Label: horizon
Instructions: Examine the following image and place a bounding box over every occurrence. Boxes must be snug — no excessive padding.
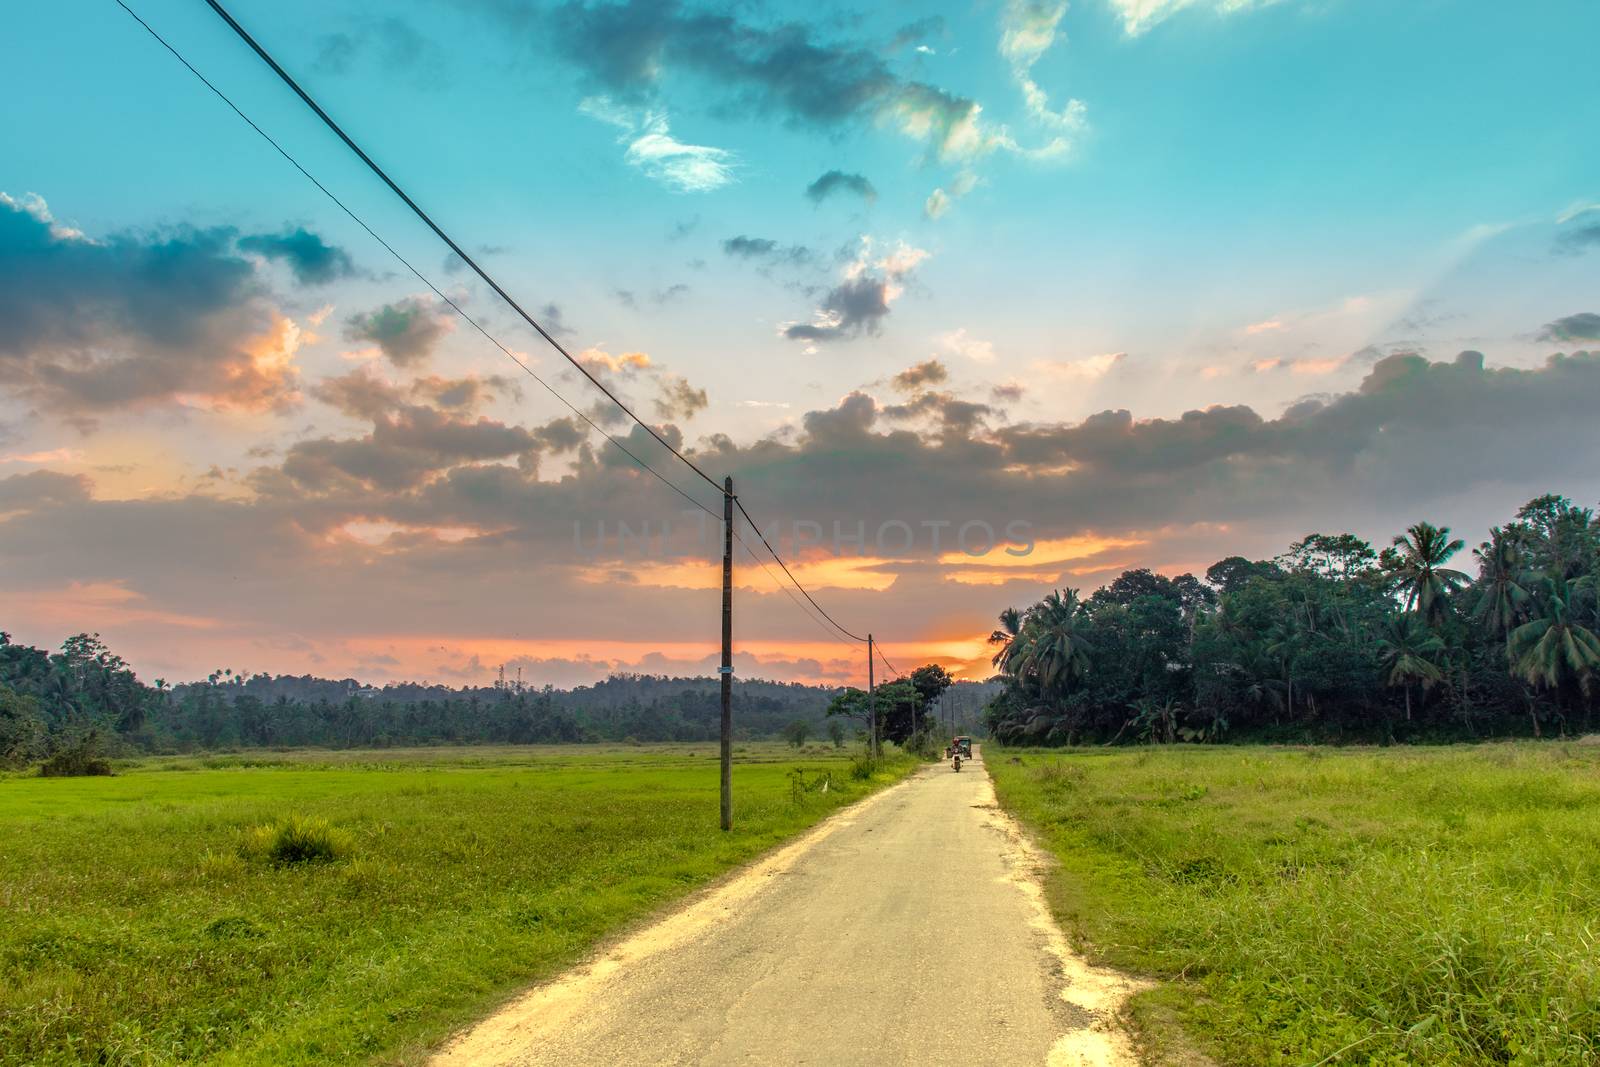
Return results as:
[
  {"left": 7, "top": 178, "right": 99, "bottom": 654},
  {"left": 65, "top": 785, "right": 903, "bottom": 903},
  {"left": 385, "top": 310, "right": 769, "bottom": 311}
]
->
[{"left": 4, "top": 0, "right": 1599, "bottom": 689}]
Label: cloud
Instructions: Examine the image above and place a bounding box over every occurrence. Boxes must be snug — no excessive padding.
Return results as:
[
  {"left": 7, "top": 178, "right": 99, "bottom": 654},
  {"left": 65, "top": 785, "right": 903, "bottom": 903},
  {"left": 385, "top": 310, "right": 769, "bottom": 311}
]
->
[
  {"left": 721, "top": 235, "right": 813, "bottom": 266},
  {"left": 344, "top": 297, "right": 453, "bottom": 367},
  {"left": 577, "top": 347, "right": 652, "bottom": 375},
  {"left": 784, "top": 239, "right": 930, "bottom": 343},
  {"left": 313, "top": 367, "right": 516, "bottom": 421},
  {"left": 805, "top": 170, "right": 878, "bottom": 205},
  {"left": 923, "top": 171, "right": 979, "bottom": 221},
  {"left": 653, "top": 374, "right": 709, "bottom": 420},
  {"left": 532, "top": 0, "right": 1055, "bottom": 165},
  {"left": 939, "top": 328, "right": 996, "bottom": 364},
  {"left": 10, "top": 349, "right": 1600, "bottom": 688},
  {"left": 882, "top": 390, "right": 994, "bottom": 436},
  {"left": 1538, "top": 312, "right": 1600, "bottom": 343},
  {"left": 892, "top": 359, "right": 949, "bottom": 391},
  {"left": 1107, "top": 0, "right": 1284, "bottom": 36},
  {"left": 0, "top": 469, "right": 91, "bottom": 511},
  {"left": 280, "top": 403, "right": 546, "bottom": 493},
  {"left": 997, "top": 0, "right": 1087, "bottom": 145},
  {"left": 579, "top": 97, "right": 737, "bottom": 192},
  {"left": 312, "top": 17, "right": 447, "bottom": 84},
  {"left": 1033, "top": 352, "right": 1127, "bottom": 380},
  {"left": 541, "top": 302, "right": 576, "bottom": 338},
  {"left": 1555, "top": 209, "right": 1600, "bottom": 254},
  {"left": 0, "top": 193, "right": 301, "bottom": 417},
  {"left": 890, "top": 16, "right": 946, "bottom": 51},
  {"left": 238, "top": 227, "right": 356, "bottom": 285}
]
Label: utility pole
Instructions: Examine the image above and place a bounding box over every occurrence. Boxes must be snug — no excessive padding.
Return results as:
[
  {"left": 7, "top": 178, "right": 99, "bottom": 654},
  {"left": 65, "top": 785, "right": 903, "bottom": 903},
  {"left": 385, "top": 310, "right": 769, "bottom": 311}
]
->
[
  {"left": 867, "top": 633, "right": 877, "bottom": 759},
  {"left": 720, "top": 476, "right": 734, "bottom": 831}
]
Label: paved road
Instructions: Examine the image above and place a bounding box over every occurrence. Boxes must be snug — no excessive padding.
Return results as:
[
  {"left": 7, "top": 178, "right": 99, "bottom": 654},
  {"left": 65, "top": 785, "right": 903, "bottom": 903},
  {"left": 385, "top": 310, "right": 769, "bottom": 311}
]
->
[{"left": 434, "top": 751, "right": 1142, "bottom": 1066}]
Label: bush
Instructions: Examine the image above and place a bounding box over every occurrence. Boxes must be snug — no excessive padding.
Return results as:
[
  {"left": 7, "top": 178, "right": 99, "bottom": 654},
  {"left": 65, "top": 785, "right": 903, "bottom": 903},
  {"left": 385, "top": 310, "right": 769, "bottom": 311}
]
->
[
  {"left": 781, "top": 719, "right": 811, "bottom": 748},
  {"left": 37, "top": 732, "right": 113, "bottom": 777},
  {"left": 240, "top": 814, "right": 351, "bottom": 866},
  {"left": 849, "top": 751, "right": 878, "bottom": 780}
]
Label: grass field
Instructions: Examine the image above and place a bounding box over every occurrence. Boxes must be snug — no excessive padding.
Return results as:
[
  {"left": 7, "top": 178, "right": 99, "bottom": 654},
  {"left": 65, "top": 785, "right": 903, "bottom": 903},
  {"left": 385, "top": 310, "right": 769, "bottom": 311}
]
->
[
  {"left": 0, "top": 743, "right": 916, "bottom": 1065},
  {"left": 989, "top": 743, "right": 1600, "bottom": 1066}
]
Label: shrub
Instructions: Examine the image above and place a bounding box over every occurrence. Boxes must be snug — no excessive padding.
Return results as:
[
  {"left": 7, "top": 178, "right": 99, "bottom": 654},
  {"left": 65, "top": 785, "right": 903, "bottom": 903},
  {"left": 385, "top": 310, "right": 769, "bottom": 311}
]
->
[
  {"left": 849, "top": 752, "right": 878, "bottom": 780},
  {"left": 827, "top": 720, "right": 847, "bottom": 748},
  {"left": 240, "top": 814, "right": 351, "bottom": 866},
  {"left": 37, "top": 733, "right": 113, "bottom": 777}
]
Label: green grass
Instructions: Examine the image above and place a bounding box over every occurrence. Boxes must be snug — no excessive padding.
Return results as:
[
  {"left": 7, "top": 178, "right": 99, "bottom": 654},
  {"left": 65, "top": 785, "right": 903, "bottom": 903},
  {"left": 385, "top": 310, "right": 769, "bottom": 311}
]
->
[
  {"left": 988, "top": 743, "right": 1600, "bottom": 1066},
  {"left": 0, "top": 742, "right": 916, "bottom": 1065}
]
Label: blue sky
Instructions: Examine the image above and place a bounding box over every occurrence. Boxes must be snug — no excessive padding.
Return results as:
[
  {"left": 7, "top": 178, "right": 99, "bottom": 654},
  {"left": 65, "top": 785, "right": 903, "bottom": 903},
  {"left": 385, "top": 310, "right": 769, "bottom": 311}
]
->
[{"left": 2, "top": 0, "right": 1598, "bottom": 684}]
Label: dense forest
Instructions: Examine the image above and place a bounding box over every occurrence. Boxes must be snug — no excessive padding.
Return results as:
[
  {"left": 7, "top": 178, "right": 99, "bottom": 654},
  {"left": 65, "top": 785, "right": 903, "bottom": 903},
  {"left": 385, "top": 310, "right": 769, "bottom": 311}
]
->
[
  {"left": 0, "top": 635, "right": 993, "bottom": 768},
  {"left": 983, "top": 493, "right": 1600, "bottom": 744}
]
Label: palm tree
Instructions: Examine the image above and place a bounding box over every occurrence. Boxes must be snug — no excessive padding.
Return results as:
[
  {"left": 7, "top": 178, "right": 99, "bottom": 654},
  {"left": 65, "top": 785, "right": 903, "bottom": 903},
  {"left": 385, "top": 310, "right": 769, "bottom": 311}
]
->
[
  {"left": 1510, "top": 578, "right": 1600, "bottom": 698},
  {"left": 1376, "top": 615, "right": 1445, "bottom": 721},
  {"left": 988, "top": 607, "right": 1025, "bottom": 672},
  {"left": 1388, "top": 522, "right": 1470, "bottom": 626},
  {"left": 1471, "top": 528, "right": 1531, "bottom": 659},
  {"left": 1019, "top": 589, "right": 1093, "bottom": 696}
]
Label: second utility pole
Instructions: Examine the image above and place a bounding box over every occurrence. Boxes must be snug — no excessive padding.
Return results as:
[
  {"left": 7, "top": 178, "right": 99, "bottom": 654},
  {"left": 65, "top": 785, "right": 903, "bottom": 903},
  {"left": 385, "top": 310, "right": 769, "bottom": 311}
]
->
[
  {"left": 720, "top": 476, "right": 734, "bottom": 831},
  {"left": 867, "top": 633, "right": 877, "bottom": 759}
]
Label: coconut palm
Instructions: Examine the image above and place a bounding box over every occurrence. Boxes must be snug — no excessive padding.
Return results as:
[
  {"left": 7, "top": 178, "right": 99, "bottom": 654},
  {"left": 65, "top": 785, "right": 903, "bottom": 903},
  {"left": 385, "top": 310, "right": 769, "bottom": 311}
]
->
[
  {"left": 1471, "top": 527, "right": 1531, "bottom": 657},
  {"left": 1019, "top": 589, "right": 1093, "bottom": 695},
  {"left": 1376, "top": 615, "right": 1445, "bottom": 720},
  {"left": 987, "top": 607, "right": 1025, "bottom": 672},
  {"left": 1510, "top": 578, "right": 1600, "bottom": 697},
  {"left": 1388, "top": 522, "right": 1470, "bottom": 625}
]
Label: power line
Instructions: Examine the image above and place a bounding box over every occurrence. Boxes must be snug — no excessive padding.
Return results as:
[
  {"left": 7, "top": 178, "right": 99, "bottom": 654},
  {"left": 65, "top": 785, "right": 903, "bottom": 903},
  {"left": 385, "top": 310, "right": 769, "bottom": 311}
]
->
[
  {"left": 200, "top": 0, "right": 726, "bottom": 497},
  {"left": 195, "top": 0, "right": 876, "bottom": 649},
  {"left": 730, "top": 516, "right": 861, "bottom": 651},
  {"left": 876, "top": 644, "right": 903, "bottom": 679},
  {"left": 112, "top": 0, "right": 721, "bottom": 526},
  {"left": 121, "top": 0, "right": 894, "bottom": 664},
  {"left": 734, "top": 498, "right": 868, "bottom": 644}
]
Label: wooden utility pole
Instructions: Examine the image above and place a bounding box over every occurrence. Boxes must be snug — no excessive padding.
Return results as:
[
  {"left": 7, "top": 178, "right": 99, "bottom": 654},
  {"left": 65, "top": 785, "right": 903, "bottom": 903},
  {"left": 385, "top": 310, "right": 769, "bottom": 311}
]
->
[
  {"left": 720, "top": 476, "right": 734, "bottom": 831},
  {"left": 867, "top": 633, "right": 877, "bottom": 759}
]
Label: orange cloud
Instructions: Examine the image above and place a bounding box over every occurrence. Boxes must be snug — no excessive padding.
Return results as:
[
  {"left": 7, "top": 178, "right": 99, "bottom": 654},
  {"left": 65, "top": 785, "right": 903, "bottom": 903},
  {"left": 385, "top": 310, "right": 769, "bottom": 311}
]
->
[
  {"left": 179, "top": 310, "right": 304, "bottom": 413},
  {"left": 937, "top": 532, "right": 1146, "bottom": 570},
  {"left": 584, "top": 554, "right": 900, "bottom": 593},
  {"left": 8, "top": 582, "right": 220, "bottom": 631}
]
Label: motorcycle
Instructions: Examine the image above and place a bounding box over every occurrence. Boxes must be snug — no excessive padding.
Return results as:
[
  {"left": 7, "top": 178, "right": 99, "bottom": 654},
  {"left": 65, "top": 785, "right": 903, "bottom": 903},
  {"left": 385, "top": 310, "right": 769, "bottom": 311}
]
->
[{"left": 952, "top": 753, "right": 962, "bottom": 772}]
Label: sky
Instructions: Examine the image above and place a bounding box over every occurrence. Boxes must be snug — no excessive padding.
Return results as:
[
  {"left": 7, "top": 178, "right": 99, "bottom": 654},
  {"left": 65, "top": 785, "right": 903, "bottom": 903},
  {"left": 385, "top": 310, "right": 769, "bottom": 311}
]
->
[{"left": 2, "top": 0, "right": 1599, "bottom": 687}]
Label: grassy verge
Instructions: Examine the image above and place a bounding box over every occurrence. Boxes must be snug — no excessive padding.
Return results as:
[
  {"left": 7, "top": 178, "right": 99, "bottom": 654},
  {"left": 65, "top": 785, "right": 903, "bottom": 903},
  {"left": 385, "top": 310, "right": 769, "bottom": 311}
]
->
[
  {"left": 0, "top": 742, "right": 918, "bottom": 1065},
  {"left": 987, "top": 743, "right": 1600, "bottom": 1066}
]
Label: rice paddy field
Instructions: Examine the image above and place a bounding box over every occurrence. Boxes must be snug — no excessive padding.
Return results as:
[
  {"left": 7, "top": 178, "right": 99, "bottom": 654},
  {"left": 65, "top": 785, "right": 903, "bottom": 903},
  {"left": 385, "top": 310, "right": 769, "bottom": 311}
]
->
[
  {"left": 0, "top": 743, "right": 915, "bottom": 1065},
  {"left": 988, "top": 743, "right": 1600, "bottom": 1067}
]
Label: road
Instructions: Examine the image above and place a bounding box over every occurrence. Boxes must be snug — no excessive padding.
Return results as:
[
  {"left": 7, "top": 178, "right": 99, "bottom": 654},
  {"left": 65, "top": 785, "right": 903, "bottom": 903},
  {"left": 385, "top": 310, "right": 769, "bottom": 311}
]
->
[{"left": 433, "top": 750, "right": 1144, "bottom": 1066}]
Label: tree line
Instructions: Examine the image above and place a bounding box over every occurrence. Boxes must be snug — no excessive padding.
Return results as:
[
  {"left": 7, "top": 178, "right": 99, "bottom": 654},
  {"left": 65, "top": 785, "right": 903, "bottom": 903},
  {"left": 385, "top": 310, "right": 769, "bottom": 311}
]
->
[
  {"left": 0, "top": 644, "right": 945, "bottom": 767},
  {"left": 982, "top": 493, "right": 1600, "bottom": 744}
]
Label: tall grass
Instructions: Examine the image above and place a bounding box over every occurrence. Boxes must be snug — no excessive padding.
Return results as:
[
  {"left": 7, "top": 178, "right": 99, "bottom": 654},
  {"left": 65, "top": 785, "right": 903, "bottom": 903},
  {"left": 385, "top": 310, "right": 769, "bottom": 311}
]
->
[{"left": 989, "top": 744, "right": 1600, "bottom": 1065}]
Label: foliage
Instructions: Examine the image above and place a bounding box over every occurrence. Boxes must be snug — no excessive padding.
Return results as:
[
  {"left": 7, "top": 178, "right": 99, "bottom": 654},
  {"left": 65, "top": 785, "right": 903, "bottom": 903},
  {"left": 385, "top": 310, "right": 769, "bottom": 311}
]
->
[
  {"left": 991, "top": 745, "right": 1600, "bottom": 1066},
  {"left": 781, "top": 718, "right": 810, "bottom": 748},
  {"left": 240, "top": 813, "right": 352, "bottom": 866},
  {"left": 0, "top": 686, "right": 46, "bottom": 768},
  {"left": 824, "top": 678, "right": 925, "bottom": 745},
  {"left": 35, "top": 730, "right": 113, "bottom": 777},
  {"left": 0, "top": 630, "right": 999, "bottom": 758},
  {"left": 983, "top": 493, "right": 1600, "bottom": 744}
]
